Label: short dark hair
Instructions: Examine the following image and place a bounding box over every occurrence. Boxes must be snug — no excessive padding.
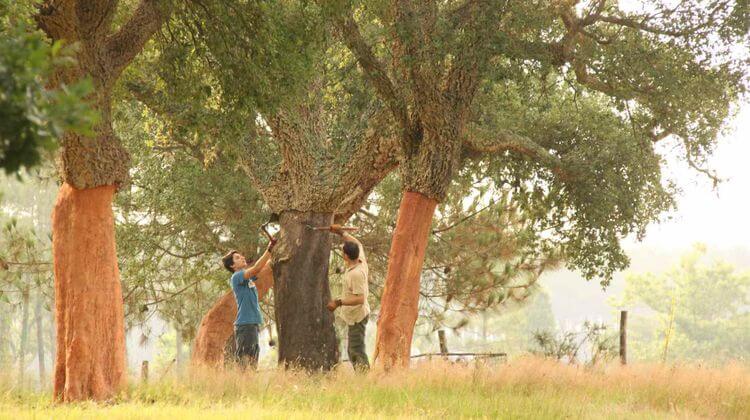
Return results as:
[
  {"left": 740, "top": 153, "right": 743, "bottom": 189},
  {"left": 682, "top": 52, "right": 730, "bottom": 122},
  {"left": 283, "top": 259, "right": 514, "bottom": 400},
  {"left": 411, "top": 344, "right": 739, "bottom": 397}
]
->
[
  {"left": 342, "top": 241, "right": 360, "bottom": 261},
  {"left": 222, "top": 250, "right": 238, "bottom": 273}
]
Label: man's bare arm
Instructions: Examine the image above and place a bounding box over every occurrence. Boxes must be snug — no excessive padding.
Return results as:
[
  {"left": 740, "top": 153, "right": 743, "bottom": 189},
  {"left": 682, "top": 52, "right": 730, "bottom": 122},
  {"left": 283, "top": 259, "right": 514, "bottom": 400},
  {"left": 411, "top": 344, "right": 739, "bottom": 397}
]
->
[
  {"left": 339, "top": 294, "right": 366, "bottom": 306},
  {"left": 327, "top": 293, "right": 365, "bottom": 311},
  {"left": 244, "top": 245, "right": 273, "bottom": 279},
  {"left": 333, "top": 227, "right": 366, "bottom": 262}
]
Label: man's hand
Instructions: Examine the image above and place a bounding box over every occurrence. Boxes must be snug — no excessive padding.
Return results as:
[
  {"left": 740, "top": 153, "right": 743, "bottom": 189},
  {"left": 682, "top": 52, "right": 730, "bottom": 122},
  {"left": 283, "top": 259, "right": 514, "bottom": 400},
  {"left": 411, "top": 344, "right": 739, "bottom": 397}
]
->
[
  {"left": 329, "top": 224, "right": 344, "bottom": 235},
  {"left": 326, "top": 299, "right": 339, "bottom": 312}
]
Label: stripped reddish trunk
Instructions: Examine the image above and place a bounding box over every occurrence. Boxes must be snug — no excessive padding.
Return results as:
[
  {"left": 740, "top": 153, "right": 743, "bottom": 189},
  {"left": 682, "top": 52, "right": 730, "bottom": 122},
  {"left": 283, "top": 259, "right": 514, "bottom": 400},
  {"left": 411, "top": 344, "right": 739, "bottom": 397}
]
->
[
  {"left": 374, "top": 191, "right": 438, "bottom": 369},
  {"left": 52, "top": 183, "right": 126, "bottom": 401},
  {"left": 192, "top": 265, "right": 273, "bottom": 365}
]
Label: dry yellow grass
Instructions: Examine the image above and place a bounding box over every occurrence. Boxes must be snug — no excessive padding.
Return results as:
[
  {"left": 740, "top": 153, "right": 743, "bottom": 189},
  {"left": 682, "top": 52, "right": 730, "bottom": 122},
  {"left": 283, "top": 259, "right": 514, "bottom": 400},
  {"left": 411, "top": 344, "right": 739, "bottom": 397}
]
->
[{"left": 1, "top": 357, "right": 748, "bottom": 419}]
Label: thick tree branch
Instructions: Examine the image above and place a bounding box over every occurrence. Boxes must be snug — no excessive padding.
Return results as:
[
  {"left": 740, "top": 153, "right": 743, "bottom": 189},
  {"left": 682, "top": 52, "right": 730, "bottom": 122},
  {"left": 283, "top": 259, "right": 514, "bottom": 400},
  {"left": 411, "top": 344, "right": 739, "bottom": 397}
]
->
[
  {"left": 106, "top": 0, "right": 169, "bottom": 75},
  {"left": 463, "top": 129, "right": 572, "bottom": 180},
  {"left": 36, "top": 1, "right": 75, "bottom": 40},
  {"left": 74, "top": 0, "right": 118, "bottom": 39},
  {"left": 333, "top": 134, "right": 400, "bottom": 222},
  {"left": 267, "top": 112, "right": 317, "bottom": 189},
  {"left": 237, "top": 151, "right": 279, "bottom": 208},
  {"left": 444, "top": 0, "right": 487, "bottom": 115},
  {"left": 392, "top": 1, "right": 441, "bottom": 109}
]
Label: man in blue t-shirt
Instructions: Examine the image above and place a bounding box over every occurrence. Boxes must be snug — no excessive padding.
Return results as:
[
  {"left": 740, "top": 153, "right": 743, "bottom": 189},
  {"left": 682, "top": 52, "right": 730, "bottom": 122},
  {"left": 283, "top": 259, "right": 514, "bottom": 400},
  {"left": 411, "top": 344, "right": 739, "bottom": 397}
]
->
[{"left": 222, "top": 242, "right": 274, "bottom": 370}]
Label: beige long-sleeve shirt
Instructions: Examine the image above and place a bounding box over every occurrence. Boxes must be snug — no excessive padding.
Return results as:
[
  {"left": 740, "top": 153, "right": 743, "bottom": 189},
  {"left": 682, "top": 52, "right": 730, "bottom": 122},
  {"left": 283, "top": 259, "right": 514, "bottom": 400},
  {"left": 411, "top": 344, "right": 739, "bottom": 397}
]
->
[{"left": 339, "top": 238, "right": 370, "bottom": 325}]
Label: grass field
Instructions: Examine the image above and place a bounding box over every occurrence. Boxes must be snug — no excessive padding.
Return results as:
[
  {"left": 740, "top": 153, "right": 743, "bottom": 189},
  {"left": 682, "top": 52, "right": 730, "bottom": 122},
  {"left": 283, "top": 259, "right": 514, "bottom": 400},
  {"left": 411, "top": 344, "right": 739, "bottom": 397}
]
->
[{"left": 2, "top": 357, "right": 749, "bottom": 419}]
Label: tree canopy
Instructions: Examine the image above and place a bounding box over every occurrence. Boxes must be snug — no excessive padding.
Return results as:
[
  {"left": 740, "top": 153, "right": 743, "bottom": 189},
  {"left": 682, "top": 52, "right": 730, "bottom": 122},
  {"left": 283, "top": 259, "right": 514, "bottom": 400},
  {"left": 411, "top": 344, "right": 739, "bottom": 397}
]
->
[{"left": 109, "top": 0, "right": 749, "bottom": 340}]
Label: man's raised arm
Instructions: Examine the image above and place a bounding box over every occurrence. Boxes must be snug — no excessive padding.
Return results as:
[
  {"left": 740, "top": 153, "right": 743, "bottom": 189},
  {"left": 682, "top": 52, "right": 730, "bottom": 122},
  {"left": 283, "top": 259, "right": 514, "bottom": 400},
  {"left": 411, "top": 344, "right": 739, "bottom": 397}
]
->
[
  {"left": 330, "top": 224, "right": 366, "bottom": 262},
  {"left": 244, "top": 241, "right": 275, "bottom": 279}
]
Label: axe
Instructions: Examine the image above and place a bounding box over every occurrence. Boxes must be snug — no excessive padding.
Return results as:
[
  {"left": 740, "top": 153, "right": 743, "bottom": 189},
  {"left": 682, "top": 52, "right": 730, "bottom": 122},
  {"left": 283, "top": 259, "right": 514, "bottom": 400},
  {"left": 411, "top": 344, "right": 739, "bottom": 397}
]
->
[{"left": 260, "top": 213, "right": 279, "bottom": 246}]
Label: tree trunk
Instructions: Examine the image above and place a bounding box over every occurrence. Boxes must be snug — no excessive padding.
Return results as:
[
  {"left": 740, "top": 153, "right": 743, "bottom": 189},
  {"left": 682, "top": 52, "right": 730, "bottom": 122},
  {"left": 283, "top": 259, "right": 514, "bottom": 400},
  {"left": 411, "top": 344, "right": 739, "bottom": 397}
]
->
[
  {"left": 373, "top": 191, "right": 438, "bottom": 370},
  {"left": 192, "top": 265, "right": 273, "bottom": 365},
  {"left": 175, "top": 327, "right": 183, "bottom": 368},
  {"left": 272, "top": 211, "right": 338, "bottom": 371},
  {"left": 52, "top": 183, "right": 126, "bottom": 401},
  {"left": 0, "top": 304, "right": 8, "bottom": 367},
  {"left": 35, "top": 293, "right": 47, "bottom": 387},
  {"left": 35, "top": 2, "right": 168, "bottom": 402},
  {"left": 18, "top": 287, "right": 30, "bottom": 388}
]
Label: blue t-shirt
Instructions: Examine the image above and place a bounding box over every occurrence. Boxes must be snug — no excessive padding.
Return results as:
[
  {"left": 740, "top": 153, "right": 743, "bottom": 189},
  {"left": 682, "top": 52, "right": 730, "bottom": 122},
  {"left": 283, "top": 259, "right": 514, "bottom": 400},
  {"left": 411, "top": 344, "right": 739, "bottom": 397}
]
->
[{"left": 231, "top": 270, "right": 263, "bottom": 326}]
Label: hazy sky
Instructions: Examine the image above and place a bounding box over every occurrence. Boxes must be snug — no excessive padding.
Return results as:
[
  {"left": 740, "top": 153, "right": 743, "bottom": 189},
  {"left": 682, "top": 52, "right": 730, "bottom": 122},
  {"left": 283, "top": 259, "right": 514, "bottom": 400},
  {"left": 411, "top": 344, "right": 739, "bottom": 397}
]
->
[
  {"left": 606, "top": 0, "right": 749, "bottom": 248},
  {"left": 632, "top": 105, "right": 750, "bottom": 248}
]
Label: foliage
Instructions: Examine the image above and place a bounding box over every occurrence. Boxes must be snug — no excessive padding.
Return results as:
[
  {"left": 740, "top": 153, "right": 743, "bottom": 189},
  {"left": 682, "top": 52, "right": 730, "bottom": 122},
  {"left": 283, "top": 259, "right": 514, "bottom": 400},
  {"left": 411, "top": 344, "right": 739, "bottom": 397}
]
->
[
  {"left": 113, "top": 98, "right": 567, "bottom": 334},
  {"left": 615, "top": 244, "right": 750, "bottom": 363},
  {"left": 110, "top": 1, "right": 750, "bottom": 338},
  {"left": 113, "top": 96, "right": 269, "bottom": 338},
  {"left": 111, "top": 0, "right": 568, "bottom": 336},
  {"left": 532, "top": 321, "right": 618, "bottom": 366},
  {"left": 0, "top": 0, "right": 98, "bottom": 174},
  {"left": 324, "top": 0, "right": 749, "bottom": 284}
]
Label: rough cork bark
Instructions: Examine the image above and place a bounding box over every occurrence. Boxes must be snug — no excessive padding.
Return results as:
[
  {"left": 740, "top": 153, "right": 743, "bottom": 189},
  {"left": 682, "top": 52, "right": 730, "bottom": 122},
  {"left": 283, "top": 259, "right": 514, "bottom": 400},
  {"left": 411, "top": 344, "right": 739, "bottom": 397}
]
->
[
  {"left": 329, "top": 3, "right": 484, "bottom": 369},
  {"left": 190, "top": 135, "right": 397, "bottom": 368},
  {"left": 52, "top": 184, "right": 126, "bottom": 401},
  {"left": 373, "top": 191, "right": 437, "bottom": 369},
  {"left": 399, "top": 122, "right": 464, "bottom": 202},
  {"left": 272, "top": 211, "right": 339, "bottom": 371},
  {"left": 201, "top": 98, "right": 398, "bottom": 368},
  {"left": 36, "top": 0, "right": 169, "bottom": 401},
  {"left": 192, "top": 265, "right": 273, "bottom": 366}
]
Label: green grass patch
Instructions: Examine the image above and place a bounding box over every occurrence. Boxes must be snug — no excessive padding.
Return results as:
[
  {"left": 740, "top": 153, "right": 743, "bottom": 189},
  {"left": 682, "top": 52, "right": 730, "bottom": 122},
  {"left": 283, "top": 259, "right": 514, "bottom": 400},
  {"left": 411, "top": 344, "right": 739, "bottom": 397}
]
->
[{"left": 1, "top": 358, "right": 748, "bottom": 419}]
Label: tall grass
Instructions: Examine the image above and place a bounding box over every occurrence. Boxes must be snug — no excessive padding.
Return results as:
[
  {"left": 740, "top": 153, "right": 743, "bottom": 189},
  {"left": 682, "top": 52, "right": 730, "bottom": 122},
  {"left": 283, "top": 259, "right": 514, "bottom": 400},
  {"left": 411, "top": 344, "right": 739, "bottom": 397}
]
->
[{"left": 1, "top": 357, "right": 748, "bottom": 419}]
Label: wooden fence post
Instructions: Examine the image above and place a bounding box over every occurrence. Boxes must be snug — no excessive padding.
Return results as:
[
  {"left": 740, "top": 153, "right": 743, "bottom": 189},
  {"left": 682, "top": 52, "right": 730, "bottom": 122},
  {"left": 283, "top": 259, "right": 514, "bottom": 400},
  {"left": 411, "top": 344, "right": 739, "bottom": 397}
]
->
[
  {"left": 438, "top": 330, "right": 448, "bottom": 356},
  {"left": 619, "top": 311, "right": 627, "bottom": 365}
]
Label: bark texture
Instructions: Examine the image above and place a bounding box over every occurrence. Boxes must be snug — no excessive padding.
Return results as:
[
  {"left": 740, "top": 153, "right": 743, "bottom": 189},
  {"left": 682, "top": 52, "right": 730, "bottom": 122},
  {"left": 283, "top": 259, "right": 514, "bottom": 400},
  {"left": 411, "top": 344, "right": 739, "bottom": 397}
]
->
[
  {"left": 373, "top": 191, "right": 437, "bottom": 369},
  {"left": 52, "top": 183, "right": 126, "bottom": 401},
  {"left": 191, "top": 265, "right": 273, "bottom": 366},
  {"left": 399, "top": 122, "right": 464, "bottom": 202},
  {"left": 272, "top": 211, "right": 338, "bottom": 371},
  {"left": 329, "top": 3, "right": 485, "bottom": 370},
  {"left": 217, "top": 110, "right": 398, "bottom": 369}
]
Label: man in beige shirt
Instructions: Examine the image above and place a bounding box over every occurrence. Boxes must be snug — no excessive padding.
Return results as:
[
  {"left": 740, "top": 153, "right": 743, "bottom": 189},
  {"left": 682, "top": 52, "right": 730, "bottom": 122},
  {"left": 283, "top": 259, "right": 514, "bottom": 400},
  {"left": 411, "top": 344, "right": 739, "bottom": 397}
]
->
[{"left": 326, "top": 224, "right": 370, "bottom": 371}]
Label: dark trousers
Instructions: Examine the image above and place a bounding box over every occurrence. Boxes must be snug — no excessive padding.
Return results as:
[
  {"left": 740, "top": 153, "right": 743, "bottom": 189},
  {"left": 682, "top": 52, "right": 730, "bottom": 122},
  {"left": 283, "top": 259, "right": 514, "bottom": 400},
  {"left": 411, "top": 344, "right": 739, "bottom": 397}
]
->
[
  {"left": 235, "top": 324, "right": 259, "bottom": 370},
  {"left": 347, "top": 317, "right": 370, "bottom": 371}
]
